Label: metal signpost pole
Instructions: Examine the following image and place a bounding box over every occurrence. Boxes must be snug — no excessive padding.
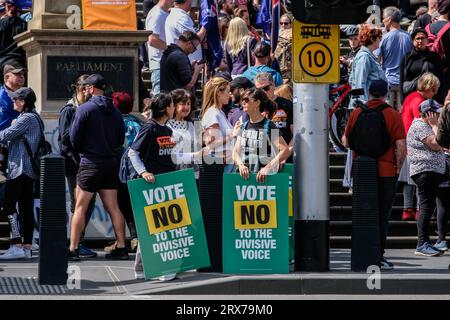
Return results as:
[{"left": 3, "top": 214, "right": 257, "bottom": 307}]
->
[
  {"left": 293, "top": 83, "right": 330, "bottom": 272},
  {"left": 292, "top": 21, "right": 340, "bottom": 272}
]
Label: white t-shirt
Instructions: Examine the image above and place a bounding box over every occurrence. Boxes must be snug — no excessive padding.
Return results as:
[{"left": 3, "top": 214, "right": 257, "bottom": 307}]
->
[
  {"left": 164, "top": 8, "right": 203, "bottom": 63},
  {"left": 202, "top": 107, "right": 234, "bottom": 155},
  {"left": 146, "top": 5, "right": 169, "bottom": 68}
]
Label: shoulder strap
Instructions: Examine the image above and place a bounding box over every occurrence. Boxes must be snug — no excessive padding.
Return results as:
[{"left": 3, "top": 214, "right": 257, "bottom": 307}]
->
[
  {"left": 243, "top": 120, "right": 249, "bottom": 130},
  {"left": 436, "top": 22, "right": 450, "bottom": 39},
  {"left": 246, "top": 37, "right": 251, "bottom": 68},
  {"left": 375, "top": 103, "right": 390, "bottom": 111},
  {"left": 263, "top": 118, "right": 271, "bottom": 135}
]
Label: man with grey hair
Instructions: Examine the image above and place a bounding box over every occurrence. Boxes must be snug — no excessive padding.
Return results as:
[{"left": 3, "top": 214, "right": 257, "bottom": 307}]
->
[{"left": 377, "top": 6, "right": 413, "bottom": 112}]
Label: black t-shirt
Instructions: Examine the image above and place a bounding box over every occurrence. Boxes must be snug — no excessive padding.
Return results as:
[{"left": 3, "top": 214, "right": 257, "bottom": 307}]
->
[
  {"left": 131, "top": 120, "right": 177, "bottom": 175},
  {"left": 272, "top": 96, "right": 293, "bottom": 145},
  {"left": 0, "top": 16, "right": 27, "bottom": 66},
  {"left": 160, "top": 44, "right": 192, "bottom": 92},
  {"left": 238, "top": 118, "right": 277, "bottom": 172}
]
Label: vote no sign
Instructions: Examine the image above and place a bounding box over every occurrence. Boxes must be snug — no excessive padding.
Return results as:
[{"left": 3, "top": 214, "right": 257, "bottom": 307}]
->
[
  {"left": 128, "top": 169, "right": 210, "bottom": 279},
  {"left": 222, "top": 173, "right": 289, "bottom": 274}
]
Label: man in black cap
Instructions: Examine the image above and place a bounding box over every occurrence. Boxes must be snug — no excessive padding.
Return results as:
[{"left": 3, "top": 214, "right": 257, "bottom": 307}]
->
[
  {"left": 0, "top": 0, "right": 27, "bottom": 85},
  {"left": 227, "top": 76, "right": 253, "bottom": 126},
  {"left": 343, "top": 79, "right": 406, "bottom": 270},
  {"left": 0, "top": 64, "right": 24, "bottom": 181},
  {"left": 69, "top": 74, "right": 128, "bottom": 261},
  {"left": 0, "top": 64, "right": 24, "bottom": 131},
  {"left": 339, "top": 26, "right": 361, "bottom": 83}
]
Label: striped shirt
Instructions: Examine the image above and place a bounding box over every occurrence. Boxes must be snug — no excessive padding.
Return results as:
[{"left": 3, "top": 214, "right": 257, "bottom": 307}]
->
[{"left": 0, "top": 112, "right": 41, "bottom": 180}]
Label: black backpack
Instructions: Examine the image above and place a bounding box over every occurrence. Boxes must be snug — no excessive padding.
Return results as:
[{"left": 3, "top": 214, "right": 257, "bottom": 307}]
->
[{"left": 348, "top": 103, "right": 390, "bottom": 158}]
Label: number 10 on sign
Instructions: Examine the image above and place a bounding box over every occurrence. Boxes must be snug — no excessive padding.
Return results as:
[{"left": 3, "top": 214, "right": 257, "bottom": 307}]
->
[{"left": 293, "top": 21, "right": 340, "bottom": 83}]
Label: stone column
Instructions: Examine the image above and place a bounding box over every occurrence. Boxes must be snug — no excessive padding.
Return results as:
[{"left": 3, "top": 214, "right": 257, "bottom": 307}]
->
[{"left": 28, "top": 0, "right": 82, "bottom": 30}]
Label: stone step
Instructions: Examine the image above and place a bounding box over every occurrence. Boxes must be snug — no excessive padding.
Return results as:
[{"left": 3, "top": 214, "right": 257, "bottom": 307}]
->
[
  {"left": 330, "top": 236, "right": 439, "bottom": 249},
  {"left": 329, "top": 192, "right": 404, "bottom": 207},
  {"left": 329, "top": 220, "right": 449, "bottom": 237}
]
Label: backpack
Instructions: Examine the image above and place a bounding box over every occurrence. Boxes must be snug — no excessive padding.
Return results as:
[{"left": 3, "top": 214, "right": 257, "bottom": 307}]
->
[
  {"left": 22, "top": 112, "right": 53, "bottom": 175},
  {"left": 123, "top": 114, "right": 143, "bottom": 149},
  {"left": 118, "top": 120, "right": 155, "bottom": 184},
  {"left": 348, "top": 103, "right": 390, "bottom": 159},
  {"left": 425, "top": 22, "right": 450, "bottom": 60}
]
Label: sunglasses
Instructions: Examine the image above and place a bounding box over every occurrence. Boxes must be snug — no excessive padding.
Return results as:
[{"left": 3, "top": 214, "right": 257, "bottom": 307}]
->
[
  {"left": 258, "top": 84, "right": 271, "bottom": 92},
  {"left": 414, "top": 37, "right": 427, "bottom": 41},
  {"left": 242, "top": 96, "right": 252, "bottom": 103},
  {"left": 280, "top": 22, "right": 291, "bottom": 26}
]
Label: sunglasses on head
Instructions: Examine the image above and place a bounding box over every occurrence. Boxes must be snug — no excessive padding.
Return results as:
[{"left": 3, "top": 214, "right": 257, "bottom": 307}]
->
[{"left": 259, "top": 84, "right": 271, "bottom": 92}]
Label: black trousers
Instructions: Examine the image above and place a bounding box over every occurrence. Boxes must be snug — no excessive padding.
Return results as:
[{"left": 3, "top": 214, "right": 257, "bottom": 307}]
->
[
  {"left": 413, "top": 171, "right": 450, "bottom": 246},
  {"left": 378, "top": 176, "right": 398, "bottom": 256},
  {"left": 3, "top": 174, "right": 34, "bottom": 245}
]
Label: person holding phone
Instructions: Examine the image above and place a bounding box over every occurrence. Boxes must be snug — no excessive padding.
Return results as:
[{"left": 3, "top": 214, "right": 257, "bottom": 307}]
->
[{"left": 160, "top": 31, "right": 205, "bottom": 93}]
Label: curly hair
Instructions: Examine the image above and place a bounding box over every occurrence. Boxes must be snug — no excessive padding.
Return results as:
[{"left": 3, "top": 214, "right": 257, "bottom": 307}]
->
[{"left": 358, "top": 24, "right": 382, "bottom": 47}]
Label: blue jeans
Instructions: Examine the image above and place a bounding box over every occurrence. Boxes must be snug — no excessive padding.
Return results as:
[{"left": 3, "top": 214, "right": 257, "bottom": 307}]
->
[{"left": 150, "top": 68, "right": 160, "bottom": 95}]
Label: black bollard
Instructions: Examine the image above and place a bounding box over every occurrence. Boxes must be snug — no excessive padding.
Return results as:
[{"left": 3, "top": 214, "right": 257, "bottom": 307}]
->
[
  {"left": 197, "top": 163, "right": 224, "bottom": 272},
  {"left": 39, "top": 155, "right": 68, "bottom": 285},
  {"left": 351, "top": 156, "right": 381, "bottom": 271}
]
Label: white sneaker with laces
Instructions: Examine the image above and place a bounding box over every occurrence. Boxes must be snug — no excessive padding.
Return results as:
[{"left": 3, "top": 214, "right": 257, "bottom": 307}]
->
[
  {"left": 158, "top": 273, "right": 177, "bottom": 281},
  {"left": 134, "top": 271, "right": 145, "bottom": 280},
  {"left": 0, "top": 246, "right": 26, "bottom": 260},
  {"left": 24, "top": 248, "right": 32, "bottom": 259}
]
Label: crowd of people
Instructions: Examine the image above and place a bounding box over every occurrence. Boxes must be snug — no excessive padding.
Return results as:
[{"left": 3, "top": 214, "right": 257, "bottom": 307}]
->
[
  {"left": 0, "top": 0, "right": 449, "bottom": 279},
  {"left": 342, "top": 1, "right": 450, "bottom": 268}
]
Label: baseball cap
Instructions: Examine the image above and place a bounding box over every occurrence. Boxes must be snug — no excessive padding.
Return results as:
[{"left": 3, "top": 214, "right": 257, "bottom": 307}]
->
[
  {"left": 419, "top": 99, "right": 442, "bottom": 114},
  {"left": 214, "top": 71, "right": 232, "bottom": 82},
  {"left": 10, "top": 87, "right": 36, "bottom": 105},
  {"left": 368, "top": 79, "right": 388, "bottom": 97},
  {"left": 3, "top": 64, "right": 24, "bottom": 76},
  {"left": 230, "top": 77, "right": 253, "bottom": 90},
  {"left": 81, "top": 74, "right": 107, "bottom": 90},
  {"left": 345, "top": 26, "right": 359, "bottom": 37}
]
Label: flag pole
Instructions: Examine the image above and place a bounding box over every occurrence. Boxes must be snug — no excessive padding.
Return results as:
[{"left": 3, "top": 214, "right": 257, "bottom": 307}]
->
[{"left": 270, "top": 0, "right": 274, "bottom": 49}]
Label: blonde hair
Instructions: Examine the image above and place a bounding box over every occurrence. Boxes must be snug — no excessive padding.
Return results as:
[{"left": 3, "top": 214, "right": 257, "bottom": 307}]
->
[
  {"left": 274, "top": 83, "right": 293, "bottom": 101},
  {"left": 201, "top": 77, "right": 230, "bottom": 117},
  {"left": 224, "top": 17, "right": 250, "bottom": 56},
  {"left": 417, "top": 72, "right": 440, "bottom": 92}
]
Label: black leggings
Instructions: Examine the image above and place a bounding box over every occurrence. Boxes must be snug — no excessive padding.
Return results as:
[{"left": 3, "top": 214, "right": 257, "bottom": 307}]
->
[
  {"left": 412, "top": 171, "right": 450, "bottom": 246},
  {"left": 3, "top": 174, "right": 35, "bottom": 245}
]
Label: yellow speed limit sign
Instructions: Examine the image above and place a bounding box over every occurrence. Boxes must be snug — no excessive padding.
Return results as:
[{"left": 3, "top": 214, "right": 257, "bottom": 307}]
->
[{"left": 293, "top": 20, "right": 340, "bottom": 83}]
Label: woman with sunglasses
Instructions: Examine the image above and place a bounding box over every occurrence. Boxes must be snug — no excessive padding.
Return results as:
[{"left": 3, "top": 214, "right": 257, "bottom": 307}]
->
[
  {"left": 0, "top": 87, "right": 42, "bottom": 260},
  {"left": 280, "top": 14, "right": 292, "bottom": 31},
  {"left": 232, "top": 88, "right": 290, "bottom": 183}
]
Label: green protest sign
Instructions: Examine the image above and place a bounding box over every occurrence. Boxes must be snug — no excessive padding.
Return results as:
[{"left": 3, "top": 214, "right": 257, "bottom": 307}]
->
[
  {"left": 280, "top": 164, "right": 295, "bottom": 261},
  {"left": 128, "top": 169, "right": 210, "bottom": 279},
  {"left": 222, "top": 173, "right": 289, "bottom": 274}
]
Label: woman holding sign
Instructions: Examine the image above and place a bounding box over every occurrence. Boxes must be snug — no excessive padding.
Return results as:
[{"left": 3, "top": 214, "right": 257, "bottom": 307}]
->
[
  {"left": 232, "top": 88, "right": 291, "bottom": 183},
  {"left": 129, "top": 93, "right": 208, "bottom": 280}
]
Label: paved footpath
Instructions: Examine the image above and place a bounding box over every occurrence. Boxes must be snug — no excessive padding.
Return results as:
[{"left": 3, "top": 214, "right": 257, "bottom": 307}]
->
[{"left": 0, "top": 249, "right": 449, "bottom": 298}]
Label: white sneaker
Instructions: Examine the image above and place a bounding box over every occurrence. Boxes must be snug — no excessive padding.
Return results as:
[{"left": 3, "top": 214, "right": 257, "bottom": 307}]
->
[
  {"left": 24, "top": 248, "right": 32, "bottom": 259},
  {"left": 0, "top": 246, "right": 26, "bottom": 260},
  {"left": 158, "top": 273, "right": 177, "bottom": 281},
  {"left": 134, "top": 271, "right": 145, "bottom": 280}
]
